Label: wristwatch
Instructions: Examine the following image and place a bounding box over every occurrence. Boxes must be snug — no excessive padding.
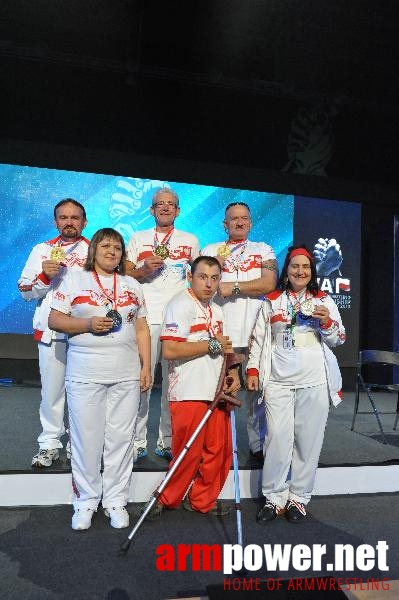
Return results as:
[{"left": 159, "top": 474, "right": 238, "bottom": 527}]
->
[
  {"left": 208, "top": 337, "right": 223, "bottom": 356},
  {"left": 232, "top": 281, "right": 241, "bottom": 295}
]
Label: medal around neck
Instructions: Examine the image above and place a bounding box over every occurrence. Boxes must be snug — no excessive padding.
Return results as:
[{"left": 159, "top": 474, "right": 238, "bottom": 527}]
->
[
  {"left": 217, "top": 244, "right": 231, "bottom": 259},
  {"left": 105, "top": 309, "right": 122, "bottom": 329},
  {"left": 298, "top": 298, "right": 314, "bottom": 320},
  {"left": 50, "top": 245, "right": 66, "bottom": 263},
  {"left": 154, "top": 245, "right": 169, "bottom": 259}
]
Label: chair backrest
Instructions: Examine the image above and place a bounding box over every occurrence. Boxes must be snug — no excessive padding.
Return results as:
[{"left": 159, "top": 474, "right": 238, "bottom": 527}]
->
[{"left": 359, "top": 350, "right": 399, "bottom": 367}]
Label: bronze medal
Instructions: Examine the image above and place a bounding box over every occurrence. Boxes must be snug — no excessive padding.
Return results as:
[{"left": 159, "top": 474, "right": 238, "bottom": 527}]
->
[
  {"left": 217, "top": 244, "right": 231, "bottom": 259},
  {"left": 50, "top": 245, "right": 66, "bottom": 263},
  {"left": 154, "top": 245, "right": 169, "bottom": 259}
]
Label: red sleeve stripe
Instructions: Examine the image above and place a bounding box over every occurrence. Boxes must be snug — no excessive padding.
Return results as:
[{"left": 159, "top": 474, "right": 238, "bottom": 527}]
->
[
  {"left": 38, "top": 272, "right": 51, "bottom": 285},
  {"left": 190, "top": 324, "right": 207, "bottom": 333},
  {"left": 266, "top": 290, "right": 282, "bottom": 300},
  {"left": 270, "top": 314, "right": 287, "bottom": 324},
  {"left": 246, "top": 368, "right": 259, "bottom": 376},
  {"left": 160, "top": 336, "right": 187, "bottom": 342},
  {"left": 320, "top": 318, "right": 333, "bottom": 329},
  {"left": 137, "top": 250, "right": 155, "bottom": 261}
]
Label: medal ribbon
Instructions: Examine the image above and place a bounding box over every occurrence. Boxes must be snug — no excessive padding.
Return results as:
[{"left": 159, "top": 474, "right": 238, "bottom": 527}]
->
[
  {"left": 286, "top": 289, "right": 309, "bottom": 327},
  {"left": 187, "top": 288, "right": 216, "bottom": 337},
  {"left": 226, "top": 240, "right": 247, "bottom": 278},
  {"left": 154, "top": 226, "right": 174, "bottom": 251},
  {"left": 92, "top": 270, "right": 118, "bottom": 310},
  {"left": 51, "top": 236, "right": 83, "bottom": 261}
]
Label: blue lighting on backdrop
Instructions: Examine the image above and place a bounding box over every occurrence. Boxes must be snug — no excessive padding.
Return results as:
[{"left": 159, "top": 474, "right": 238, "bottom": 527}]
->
[{"left": 0, "top": 163, "right": 294, "bottom": 334}]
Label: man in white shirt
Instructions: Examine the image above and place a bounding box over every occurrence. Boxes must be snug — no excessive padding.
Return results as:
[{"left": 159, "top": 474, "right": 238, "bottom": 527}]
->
[
  {"left": 152, "top": 255, "right": 240, "bottom": 516},
  {"left": 18, "top": 199, "right": 89, "bottom": 467},
  {"left": 202, "top": 202, "right": 277, "bottom": 462},
  {"left": 126, "top": 187, "right": 200, "bottom": 461}
]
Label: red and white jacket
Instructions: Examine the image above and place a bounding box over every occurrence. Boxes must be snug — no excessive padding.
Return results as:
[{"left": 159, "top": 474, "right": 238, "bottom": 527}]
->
[
  {"left": 247, "top": 290, "right": 346, "bottom": 406},
  {"left": 17, "top": 235, "right": 90, "bottom": 344}
]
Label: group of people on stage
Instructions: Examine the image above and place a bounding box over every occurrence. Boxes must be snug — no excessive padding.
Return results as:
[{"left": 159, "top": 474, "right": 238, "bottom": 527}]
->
[{"left": 18, "top": 188, "right": 346, "bottom": 531}]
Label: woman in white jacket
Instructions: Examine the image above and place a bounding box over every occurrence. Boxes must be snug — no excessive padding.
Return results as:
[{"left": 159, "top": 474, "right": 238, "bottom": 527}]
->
[{"left": 247, "top": 245, "right": 346, "bottom": 524}]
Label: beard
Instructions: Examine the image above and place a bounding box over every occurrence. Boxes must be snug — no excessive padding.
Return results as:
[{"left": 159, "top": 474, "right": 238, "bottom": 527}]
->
[{"left": 61, "top": 225, "right": 79, "bottom": 239}]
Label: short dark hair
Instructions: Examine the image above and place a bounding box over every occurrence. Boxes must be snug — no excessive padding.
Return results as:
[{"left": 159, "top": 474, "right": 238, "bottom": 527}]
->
[
  {"left": 279, "top": 244, "right": 319, "bottom": 294},
  {"left": 54, "top": 198, "right": 86, "bottom": 220},
  {"left": 84, "top": 228, "right": 126, "bottom": 275},
  {"left": 191, "top": 255, "right": 222, "bottom": 275},
  {"left": 225, "top": 201, "right": 250, "bottom": 215}
]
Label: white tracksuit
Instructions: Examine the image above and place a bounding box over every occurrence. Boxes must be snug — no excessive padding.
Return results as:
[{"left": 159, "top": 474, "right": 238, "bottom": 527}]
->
[
  {"left": 51, "top": 270, "right": 147, "bottom": 509},
  {"left": 18, "top": 235, "right": 90, "bottom": 450},
  {"left": 247, "top": 289, "right": 346, "bottom": 507},
  {"left": 127, "top": 227, "right": 200, "bottom": 451},
  {"left": 201, "top": 239, "right": 276, "bottom": 453}
]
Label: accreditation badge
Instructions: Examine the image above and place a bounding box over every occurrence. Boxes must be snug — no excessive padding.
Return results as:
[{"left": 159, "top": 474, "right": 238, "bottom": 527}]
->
[{"left": 283, "top": 330, "right": 293, "bottom": 349}]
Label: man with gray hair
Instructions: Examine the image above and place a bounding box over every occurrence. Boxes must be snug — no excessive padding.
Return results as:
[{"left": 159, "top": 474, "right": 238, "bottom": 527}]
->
[{"left": 126, "top": 187, "right": 200, "bottom": 462}]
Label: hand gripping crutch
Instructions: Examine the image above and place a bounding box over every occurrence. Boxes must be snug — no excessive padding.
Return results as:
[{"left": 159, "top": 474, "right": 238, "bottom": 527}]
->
[{"left": 119, "top": 352, "right": 244, "bottom": 555}]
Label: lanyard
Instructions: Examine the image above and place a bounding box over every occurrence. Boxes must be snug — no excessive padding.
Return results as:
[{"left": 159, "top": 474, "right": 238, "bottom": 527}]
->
[
  {"left": 154, "top": 226, "right": 174, "bottom": 250},
  {"left": 187, "top": 288, "right": 216, "bottom": 337},
  {"left": 92, "top": 270, "right": 117, "bottom": 310},
  {"left": 51, "top": 236, "right": 83, "bottom": 259},
  {"left": 227, "top": 240, "right": 247, "bottom": 277},
  {"left": 286, "top": 289, "right": 304, "bottom": 326}
]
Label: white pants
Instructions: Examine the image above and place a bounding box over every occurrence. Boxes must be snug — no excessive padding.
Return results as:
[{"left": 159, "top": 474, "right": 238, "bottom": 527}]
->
[
  {"left": 261, "top": 383, "right": 329, "bottom": 507},
  {"left": 134, "top": 323, "right": 170, "bottom": 450},
  {"left": 37, "top": 339, "right": 68, "bottom": 450},
  {"left": 236, "top": 346, "right": 266, "bottom": 454},
  {"left": 67, "top": 379, "right": 140, "bottom": 510}
]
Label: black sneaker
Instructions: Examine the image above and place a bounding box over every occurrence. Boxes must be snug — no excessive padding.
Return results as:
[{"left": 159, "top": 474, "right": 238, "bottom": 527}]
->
[
  {"left": 249, "top": 449, "right": 264, "bottom": 465},
  {"left": 140, "top": 501, "right": 164, "bottom": 522},
  {"left": 285, "top": 500, "right": 307, "bottom": 523},
  {"left": 256, "top": 499, "right": 280, "bottom": 524}
]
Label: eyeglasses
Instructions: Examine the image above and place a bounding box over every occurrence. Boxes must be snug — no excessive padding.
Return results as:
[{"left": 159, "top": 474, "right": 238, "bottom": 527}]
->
[{"left": 152, "top": 202, "right": 178, "bottom": 209}]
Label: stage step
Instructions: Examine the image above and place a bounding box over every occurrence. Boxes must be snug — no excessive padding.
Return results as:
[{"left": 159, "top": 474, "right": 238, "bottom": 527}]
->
[{"left": 1, "top": 464, "right": 399, "bottom": 506}]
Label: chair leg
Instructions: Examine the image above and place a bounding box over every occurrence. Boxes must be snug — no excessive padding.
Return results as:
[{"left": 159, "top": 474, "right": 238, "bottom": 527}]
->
[
  {"left": 359, "top": 375, "right": 388, "bottom": 444},
  {"left": 351, "top": 379, "right": 361, "bottom": 431},
  {"left": 394, "top": 392, "right": 399, "bottom": 430}
]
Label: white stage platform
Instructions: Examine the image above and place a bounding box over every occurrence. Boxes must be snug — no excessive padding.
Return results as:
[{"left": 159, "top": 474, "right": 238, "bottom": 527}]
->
[{"left": 2, "top": 463, "right": 399, "bottom": 506}]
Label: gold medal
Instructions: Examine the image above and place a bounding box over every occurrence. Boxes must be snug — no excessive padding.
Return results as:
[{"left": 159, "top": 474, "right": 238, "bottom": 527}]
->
[
  {"left": 154, "top": 245, "right": 169, "bottom": 259},
  {"left": 217, "top": 244, "right": 231, "bottom": 259},
  {"left": 50, "top": 245, "right": 66, "bottom": 263}
]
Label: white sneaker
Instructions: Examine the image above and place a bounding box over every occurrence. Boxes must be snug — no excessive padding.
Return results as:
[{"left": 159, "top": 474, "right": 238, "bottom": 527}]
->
[
  {"left": 133, "top": 447, "right": 148, "bottom": 462},
  {"left": 31, "top": 448, "right": 60, "bottom": 468},
  {"left": 104, "top": 506, "right": 129, "bottom": 529},
  {"left": 66, "top": 440, "right": 71, "bottom": 460},
  {"left": 72, "top": 508, "right": 95, "bottom": 531}
]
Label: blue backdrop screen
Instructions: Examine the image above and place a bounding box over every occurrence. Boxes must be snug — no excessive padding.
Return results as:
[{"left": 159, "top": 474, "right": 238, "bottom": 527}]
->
[{"left": 1, "top": 163, "right": 294, "bottom": 334}]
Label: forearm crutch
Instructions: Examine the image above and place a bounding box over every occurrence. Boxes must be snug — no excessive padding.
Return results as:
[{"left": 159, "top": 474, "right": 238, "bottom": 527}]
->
[
  {"left": 230, "top": 408, "right": 243, "bottom": 549},
  {"left": 120, "top": 352, "right": 244, "bottom": 555}
]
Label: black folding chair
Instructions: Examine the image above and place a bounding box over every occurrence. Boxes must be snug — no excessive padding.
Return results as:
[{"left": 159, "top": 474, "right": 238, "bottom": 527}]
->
[{"left": 351, "top": 350, "right": 399, "bottom": 444}]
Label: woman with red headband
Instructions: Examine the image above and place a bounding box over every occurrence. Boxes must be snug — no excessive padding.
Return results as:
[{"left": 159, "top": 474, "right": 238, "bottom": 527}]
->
[{"left": 247, "top": 244, "right": 346, "bottom": 524}]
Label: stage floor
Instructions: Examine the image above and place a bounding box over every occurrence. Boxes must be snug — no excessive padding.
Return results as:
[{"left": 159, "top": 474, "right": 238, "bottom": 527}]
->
[
  {"left": 0, "top": 494, "right": 398, "bottom": 600},
  {"left": 1, "top": 384, "right": 399, "bottom": 473}
]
